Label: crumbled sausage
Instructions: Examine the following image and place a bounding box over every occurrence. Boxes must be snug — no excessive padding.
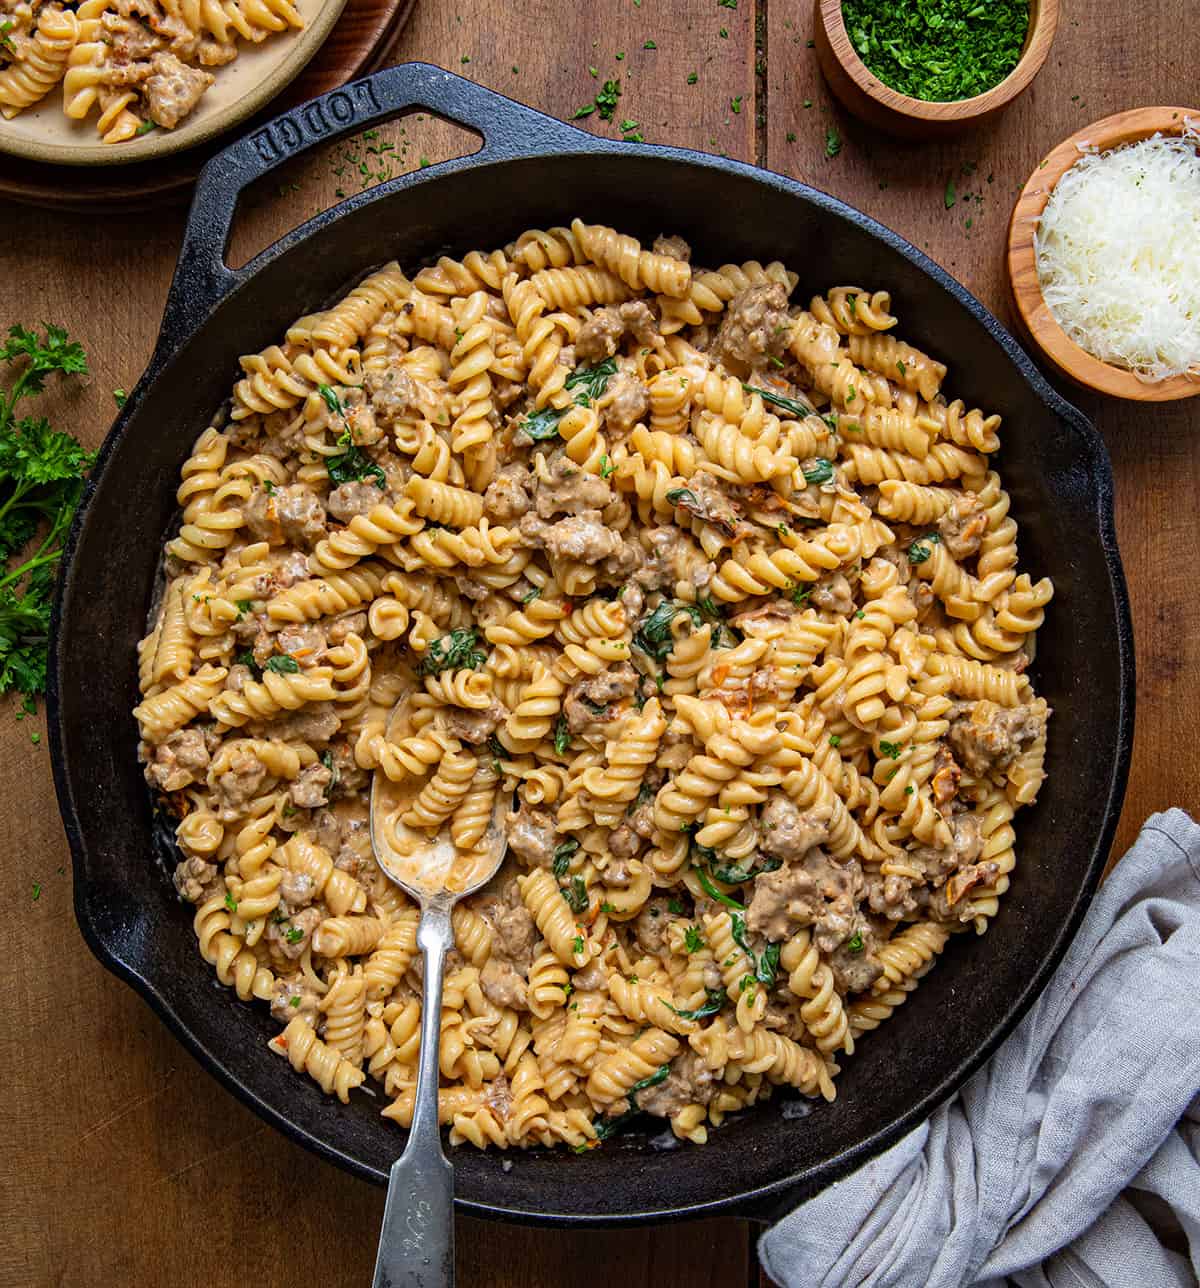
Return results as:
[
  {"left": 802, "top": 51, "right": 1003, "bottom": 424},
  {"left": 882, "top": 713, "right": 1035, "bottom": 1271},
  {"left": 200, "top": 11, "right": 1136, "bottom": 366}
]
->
[
  {"left": 505, "top": 803, "right": 557, "bottom": 868},
  {"left": 632, "top": 896, "right": 677, "bottom": 957},
  {"left": 483, "top": 463, "right": 533, "bottom": 521},
  {"left": 327, "top": 481, "right": 388, "bottom": 522},
  {"left": 257, "top": 703, "right": 341, "bottom": 744},
  {"left": 289, "top": 762, "right": 333, "bottom": 810},
  {"left": 746, "top": 846, "right": 864, "bottom": 951},
  {"left": 142, "top": 52, "right": 214, "bottom": 130},
  {"left": 759, "top": 794, "right": 831, "bottom": 862},
  {"left": 712, "top": 283, "right": 792, "bottom": 370},
  {"left": 534, "top": 454, "right": 614, "bottom": 518},
  {"left": 519, "top": 509, "right": 622, "bottom": 563},
  {"left": 266, "top": 906, "right": 323, "bottom": 959},
  {"left": 144, "top": 727, "right": 211, "bottom": 792},
  {"left": 438, "top": 700, "right": 508, "bottom": 745},
  {"left": 810, "top": 572, "right": 855, "bottom": 617},
  {"left": 270, "top": 977, "right": 320, "bottom": 1027},
  {"left": 938, "top": 493, "right": 987, "bottom": 561},
  {"left": 243, "top": 484, "right": 327, "bottom": 548},
  {"left": 563, "top": 663, "right": 639, "bottom": 731},
  {"left": 603, "top": 371, "right": 649, "bottom": 437},
  {"left": 637, "top": 1050, "right": 717, "bottom": 1118},
  {"left": 947, "top": 701, "right": 1045, "bottom": 776},
  {"left": 634, "top": 525, "right": 712, "bottom": 591},
  {"left": 826, "top": 927, "right": 883, "bottom": 994},
  {"left": 363, "top": 367, "right": 419, "bottom": 427},
  {"left": 277, "top": 621, "right": 326, "bottom": 664},
  {"left": 173, "top": 855, "right": 218, "bottom": 903}
]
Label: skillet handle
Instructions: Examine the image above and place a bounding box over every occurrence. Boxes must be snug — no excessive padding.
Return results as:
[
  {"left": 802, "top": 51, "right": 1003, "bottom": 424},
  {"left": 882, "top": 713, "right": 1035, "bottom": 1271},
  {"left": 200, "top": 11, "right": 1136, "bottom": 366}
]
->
[{"left": 154, "top": 62, "right": 593, "bottom": 371}]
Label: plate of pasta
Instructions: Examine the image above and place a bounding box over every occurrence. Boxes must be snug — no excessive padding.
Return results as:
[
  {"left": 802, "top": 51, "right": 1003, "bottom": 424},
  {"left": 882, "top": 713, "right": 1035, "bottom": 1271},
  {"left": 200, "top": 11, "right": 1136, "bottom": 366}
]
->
[
  {"left": 0, "top": 0, "right": 345, "bottom": 164},
  {"left": 51, "top": 65, "right": 1132, "bottom": 1221}
]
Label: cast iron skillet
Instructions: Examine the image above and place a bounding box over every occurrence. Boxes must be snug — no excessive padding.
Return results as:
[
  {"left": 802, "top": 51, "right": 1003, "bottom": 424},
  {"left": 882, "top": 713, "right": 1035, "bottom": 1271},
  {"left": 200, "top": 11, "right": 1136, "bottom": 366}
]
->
[{"left": 48, "top": 63, "right": 1134, "bottom": 1225}]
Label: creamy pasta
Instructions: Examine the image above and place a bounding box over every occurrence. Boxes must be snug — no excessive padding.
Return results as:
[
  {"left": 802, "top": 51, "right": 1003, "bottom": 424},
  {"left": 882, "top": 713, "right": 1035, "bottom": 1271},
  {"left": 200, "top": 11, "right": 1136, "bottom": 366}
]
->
[{"left": 135, "top": 219, "right": 1053, "bottom": 1150}]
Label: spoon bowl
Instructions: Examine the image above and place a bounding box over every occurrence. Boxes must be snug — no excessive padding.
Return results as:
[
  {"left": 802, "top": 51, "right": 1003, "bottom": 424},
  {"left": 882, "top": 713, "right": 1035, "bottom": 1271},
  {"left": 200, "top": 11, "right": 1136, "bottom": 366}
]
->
[{"left": 368, "top": 699, "right": 509, "bottom": 1288}]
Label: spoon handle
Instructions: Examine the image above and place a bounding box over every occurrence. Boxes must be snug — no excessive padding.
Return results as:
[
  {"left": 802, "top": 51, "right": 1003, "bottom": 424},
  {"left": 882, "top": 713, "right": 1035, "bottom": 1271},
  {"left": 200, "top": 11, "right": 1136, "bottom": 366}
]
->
[{"left": 372, "top": 901, "right": 456, "bottom": 1288}]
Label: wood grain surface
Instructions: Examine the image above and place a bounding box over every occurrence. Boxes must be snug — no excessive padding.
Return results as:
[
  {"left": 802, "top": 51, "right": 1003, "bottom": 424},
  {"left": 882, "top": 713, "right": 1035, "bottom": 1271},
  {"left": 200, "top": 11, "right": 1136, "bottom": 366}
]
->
[{"left": 0, "top": 1, "right": 1196, "bottom": 1285}]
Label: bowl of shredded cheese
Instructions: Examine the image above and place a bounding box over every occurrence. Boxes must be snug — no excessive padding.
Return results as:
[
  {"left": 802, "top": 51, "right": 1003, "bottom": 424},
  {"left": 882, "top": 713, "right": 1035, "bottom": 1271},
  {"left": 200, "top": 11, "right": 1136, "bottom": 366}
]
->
[{"left": 1008, "top": 107, "right": 1200, "bottom": 401}]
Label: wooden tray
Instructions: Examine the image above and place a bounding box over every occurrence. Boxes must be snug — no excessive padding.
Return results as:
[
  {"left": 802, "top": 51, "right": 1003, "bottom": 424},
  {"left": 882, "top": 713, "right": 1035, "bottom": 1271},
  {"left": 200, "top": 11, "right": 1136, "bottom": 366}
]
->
[{"left": 0, "top": 0, "right": 415, "bottom": 211}]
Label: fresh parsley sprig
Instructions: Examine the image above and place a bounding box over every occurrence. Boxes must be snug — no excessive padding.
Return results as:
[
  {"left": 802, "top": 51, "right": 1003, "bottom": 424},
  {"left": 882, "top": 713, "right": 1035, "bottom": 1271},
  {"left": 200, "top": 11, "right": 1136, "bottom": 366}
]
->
[{"left": 0, "top": 325, "right": 93, "bottom": 708}]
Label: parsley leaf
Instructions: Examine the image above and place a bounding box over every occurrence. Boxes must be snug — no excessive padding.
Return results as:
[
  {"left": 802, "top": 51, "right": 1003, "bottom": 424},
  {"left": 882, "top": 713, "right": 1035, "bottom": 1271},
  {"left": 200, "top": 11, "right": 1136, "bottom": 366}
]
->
[
  {"left": 0, "top": 325, "right": 93, "bottom": 709},
  {"left": 327, "top": 444, "right": 386, "bottom": 489},
  {"left": 417, "top": 628, "right": 486, "bottom": 675},
  {"left": 553, "top": 714, "right": 570, "bottom": 756},
  {"left": 264, "top": 654, "right": 300, "bottom": 675}
]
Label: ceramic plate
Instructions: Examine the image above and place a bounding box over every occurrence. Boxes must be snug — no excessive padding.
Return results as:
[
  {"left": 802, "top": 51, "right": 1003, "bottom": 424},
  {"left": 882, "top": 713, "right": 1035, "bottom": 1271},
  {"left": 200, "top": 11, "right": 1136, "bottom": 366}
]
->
[{"left": 0, "top": 0, "right": 348, "bottom": 167}]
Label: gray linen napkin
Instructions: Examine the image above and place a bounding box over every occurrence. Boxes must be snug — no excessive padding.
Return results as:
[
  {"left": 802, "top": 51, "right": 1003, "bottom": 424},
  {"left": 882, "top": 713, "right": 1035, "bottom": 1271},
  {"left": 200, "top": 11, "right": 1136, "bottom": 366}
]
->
[{"left": 759, "top": 808, "right": 1200, "bottom": 1288}]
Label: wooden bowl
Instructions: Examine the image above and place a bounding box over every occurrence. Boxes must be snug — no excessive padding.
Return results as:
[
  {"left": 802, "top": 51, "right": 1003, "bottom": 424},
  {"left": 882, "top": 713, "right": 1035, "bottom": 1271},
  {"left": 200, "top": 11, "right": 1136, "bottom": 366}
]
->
[
  {"left": 1008, "top": 106, "right": 1200, "bottom": 402},
  {"left": 813, "top": 0, "right": 1058, "bottom": 139}
]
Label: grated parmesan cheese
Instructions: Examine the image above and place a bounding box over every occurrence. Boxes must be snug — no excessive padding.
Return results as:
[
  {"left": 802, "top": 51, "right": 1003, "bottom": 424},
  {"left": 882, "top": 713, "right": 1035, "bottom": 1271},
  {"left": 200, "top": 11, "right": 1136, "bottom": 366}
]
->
[{"left": 1034, "top": 121, "right": 1200, "bottom": 382}]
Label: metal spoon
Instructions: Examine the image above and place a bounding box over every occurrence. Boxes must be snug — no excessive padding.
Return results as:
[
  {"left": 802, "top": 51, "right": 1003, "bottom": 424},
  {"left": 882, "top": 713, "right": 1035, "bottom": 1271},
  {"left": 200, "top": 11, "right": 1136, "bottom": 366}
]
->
[{"left": 369, "top": 703, "right": 508, "bottom": 1288}]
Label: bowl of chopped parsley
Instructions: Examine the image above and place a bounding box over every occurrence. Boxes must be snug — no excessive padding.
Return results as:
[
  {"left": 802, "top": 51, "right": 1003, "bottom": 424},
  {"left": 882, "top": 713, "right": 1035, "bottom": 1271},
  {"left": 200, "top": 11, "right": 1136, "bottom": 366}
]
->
[{"left": 814, "top": 0, "right": 1059, "bottom": 138}]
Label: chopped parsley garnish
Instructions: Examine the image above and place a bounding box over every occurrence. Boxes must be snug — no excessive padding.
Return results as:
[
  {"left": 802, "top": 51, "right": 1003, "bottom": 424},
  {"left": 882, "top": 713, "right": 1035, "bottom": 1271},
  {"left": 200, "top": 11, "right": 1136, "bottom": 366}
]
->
[
  {"left": 234, "top": 598, "right": 253, "bottom": 620},
  {"left": 599, "top": 454, "right": 616, "bottom": 479},
  {"left": 327, "top": 444, "right": 386, "bottom": 489},
  {"left": 264, "top": 653, "right": 300, "bottom": 675},
  {"left": 113, "top": 388, "right": 128, "bottom": 409},
  {"left": 687, "top": 71, "right": 698, "bottom": 84},
  {"left": 32, "top": 881, "right": 41, "bottom": 901},
  {"left": 235, "top": 650, "right": 261, "bottom": 680},
  {"left": 572, "top": 935, "right": 584, "bottom": 955},
  {"left": 846, "top": 932, "right": 864, "bottom": 953},
  {"left": 828, "top": 734, "right": 842, "bottom": 748},
  {"left": 289, "top": 994, "right": 302, "bottom": 1007},
  {"left": 224, "top": 892, "right": 238, "bottom": 913},
  {"left": 521, "top": 586, "right": 542, "bottom": 604},
  {"left": 907, "top": 532, "right": 941, "bottom": 564},
  {"left": 667, "top": 897, "right": 685, "bottom": 915},
  {"left": 134, "top": 121, "right": 158, "bottom": 136},
  {"left": 878, "top": 739, "right": 903, "bottom": 760},
  {"left": 825, "top": 126, "right": 842, "bottom": 159},
  {"left": 802, "top": 457, "right": 834, "bottom": 485},
  {"left": 730, "top": 96, "right": 743, "bottom": 114},
  {"left": 284, "top": 925, "right": 304, "bottom": 944},
  {"left": 566, "top": 356, "right": 618, "bottom": 405},
  {"left": 684, "top": 925, "right": 705, "bottom": 953},
  {"left": 945, "top": 178, "right": 957, "bottom": 210},
  {"left": 843, "top": 0, "right": 1030, "bottom": 102},
  {"left": 553, "top": 714, "right": 570, "bottom": 755},
  {"left": 417, "top": 627, "right": 486, "bottom": 675},
  {"left": 600, "top": 901, "right": 616, "bottom": 914},
  {"left": 573, "top": 77, "right": 622, "bottom": 123},
  {"left": 787, "top": 582, "right": 812, "bottom": 606}
]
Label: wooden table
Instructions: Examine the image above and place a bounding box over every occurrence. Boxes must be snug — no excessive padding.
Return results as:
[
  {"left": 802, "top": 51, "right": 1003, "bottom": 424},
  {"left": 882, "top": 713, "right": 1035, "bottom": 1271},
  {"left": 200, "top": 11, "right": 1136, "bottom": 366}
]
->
[{"left": 2, "top": 2, "right": 1196, "bottom": 1283}]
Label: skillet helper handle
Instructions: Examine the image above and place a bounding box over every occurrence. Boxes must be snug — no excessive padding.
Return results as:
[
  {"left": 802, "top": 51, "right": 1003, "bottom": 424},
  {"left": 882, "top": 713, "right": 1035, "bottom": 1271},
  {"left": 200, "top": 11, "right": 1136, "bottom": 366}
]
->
[
  {"left": 372, "top": 900, "right": 456, "bottom": 1288},
  {"left": 156, "top": 62, "right": 589, "bottom": 367}
]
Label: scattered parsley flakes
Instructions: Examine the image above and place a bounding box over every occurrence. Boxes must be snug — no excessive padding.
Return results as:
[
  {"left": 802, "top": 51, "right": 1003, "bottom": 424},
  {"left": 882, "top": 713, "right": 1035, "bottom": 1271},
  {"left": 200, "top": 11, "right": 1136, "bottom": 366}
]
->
[
  {"left": 945, "top": 178, "right": 957, "bottom": 209},
  {"left": 643, "top": 39, "right": 656, "bottom": 49},
  {"left": 687, "top": 71, "right": 698, "bottom": 84},
  {"left": 824, "top": 125, "right": 842, "bottom": 158},
  {"left": 113, "top": 388, "right": 128, "bottom": 408},
  {"left": 684, "top": 925, "right": 705, "bottom": 953},
  {"left": 730, "top": 95, "right": 743, "bottom": 114},
  {"left": 878, "top": 739, "right": 903, "bottom": 760},
  {"left": 32, "top": 881, "right": 41, "bottom": 901}
]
